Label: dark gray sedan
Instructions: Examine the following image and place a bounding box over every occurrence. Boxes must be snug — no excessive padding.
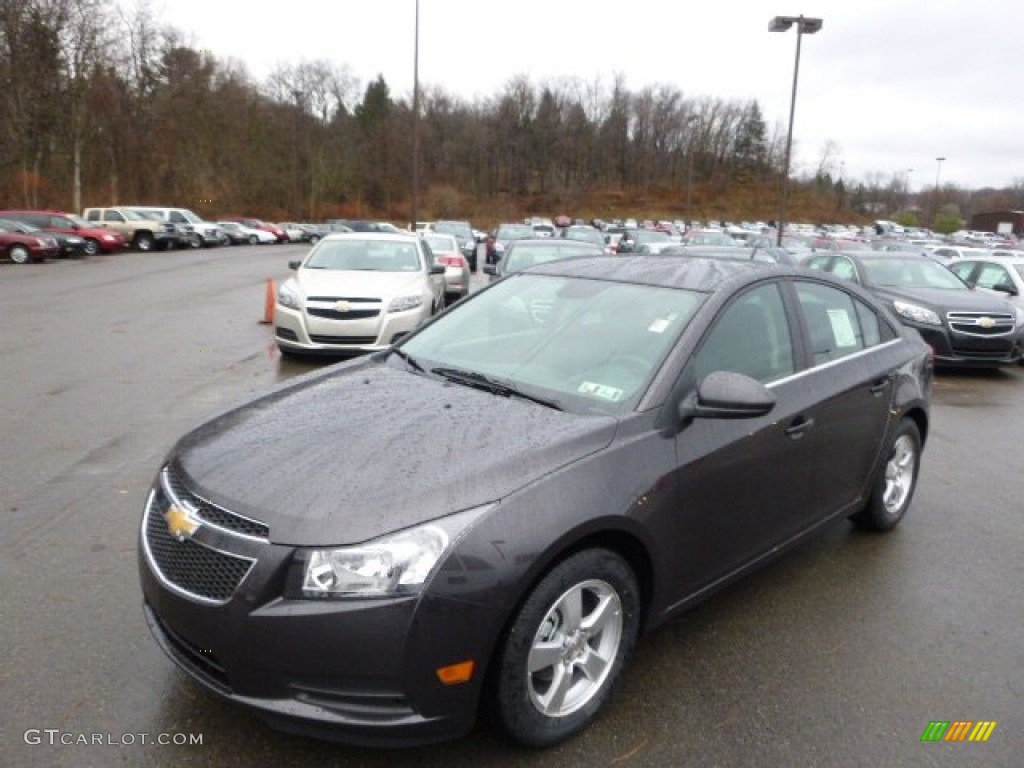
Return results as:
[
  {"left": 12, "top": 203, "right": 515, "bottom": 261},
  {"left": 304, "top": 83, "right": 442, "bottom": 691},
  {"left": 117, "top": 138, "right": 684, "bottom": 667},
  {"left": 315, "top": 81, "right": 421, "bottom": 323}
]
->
[{"left": 139, "top": 257, "right": 932, "bottom": 748}]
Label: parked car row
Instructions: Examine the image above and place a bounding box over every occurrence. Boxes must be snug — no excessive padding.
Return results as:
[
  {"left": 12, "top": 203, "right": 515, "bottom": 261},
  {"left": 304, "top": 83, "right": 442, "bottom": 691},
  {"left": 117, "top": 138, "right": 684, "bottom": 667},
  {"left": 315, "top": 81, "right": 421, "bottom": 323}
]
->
[{"left": 1, "top": 206, "right": 350, "bottom": 264}]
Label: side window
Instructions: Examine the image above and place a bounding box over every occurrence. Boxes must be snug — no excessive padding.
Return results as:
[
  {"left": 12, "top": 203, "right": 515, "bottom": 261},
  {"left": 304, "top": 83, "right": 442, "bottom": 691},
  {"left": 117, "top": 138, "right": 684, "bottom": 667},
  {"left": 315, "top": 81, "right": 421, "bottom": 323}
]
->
[
  {"left": 795, "top": 282, "right": 880, "bottom": 366},
  {"left": 973, "top": 263, "right": 1012, "bottom": 291},
  {"left": 169, "top": 211, "right": 185, "bottom": 223},
  {"left": 86, "top": 210, "right": 100, "bottom": 222},
  {"left": 806, "top": 255, "right": 831, "bottom": 271},
  {"left": 104, "top": 210, "right": 125, "bottom": 223},
  {"left": 830, "top": 257, "right": 858, "bottom": 282},
  {"left": 948, "top": 261, "right": 976, "bottom": 282},
  {"left": 691, "top": 283, "right": 795, "bottom": 384}
]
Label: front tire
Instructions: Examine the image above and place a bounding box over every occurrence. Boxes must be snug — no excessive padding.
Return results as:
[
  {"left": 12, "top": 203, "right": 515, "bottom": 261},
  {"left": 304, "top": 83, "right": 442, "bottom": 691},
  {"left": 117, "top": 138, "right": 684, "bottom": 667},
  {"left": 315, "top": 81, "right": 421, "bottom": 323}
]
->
[
  {"left": 494, "top": 549, "right": 640, "bottom": 747},
  {"left": 82, "top": 238, "right": 100, "bottom": 256},
  {"left": 850, "top": 419, "right": 921, "bottom": 531},
  {"left": 9, "top": 244, "right": 32, "bottom": 264}
]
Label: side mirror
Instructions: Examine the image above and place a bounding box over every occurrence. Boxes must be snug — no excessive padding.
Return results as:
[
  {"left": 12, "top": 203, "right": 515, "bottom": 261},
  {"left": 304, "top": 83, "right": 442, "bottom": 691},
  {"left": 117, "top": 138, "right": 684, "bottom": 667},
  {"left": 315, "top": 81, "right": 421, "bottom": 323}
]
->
[
  {"left": 287, "top": 260, "right": 300, "bottom": 270},
  {"left": 678, "top": 370, "right": 776, "bottom": 423},
  {"left": 430, "top": 264, "right": 445, "bottom": 275},
  {"left": 992, "top": 282, "right": 1018, "bottom": 296}
]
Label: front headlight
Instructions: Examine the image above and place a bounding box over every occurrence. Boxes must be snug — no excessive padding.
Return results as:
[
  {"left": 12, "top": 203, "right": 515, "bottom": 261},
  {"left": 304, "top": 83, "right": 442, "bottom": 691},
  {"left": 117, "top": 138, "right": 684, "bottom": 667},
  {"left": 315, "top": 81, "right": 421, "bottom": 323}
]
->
[
  {"left": 893, "top": 300, "right": 942, "bottom": 326},
  {"left": 102, "top": 234, "right": 118, "bottom": 241},
  {"left": 298, "top": 505, "right": 493, "bottom": 598},
  {"left": 388, "top": 294, "right": 424, "bottom": 313},
  {"left": 277, "top": 280, "right": 301, "bottom": 309},
  {"left": 1013, "top": 306, "right": 1024, "bottom": 328}
]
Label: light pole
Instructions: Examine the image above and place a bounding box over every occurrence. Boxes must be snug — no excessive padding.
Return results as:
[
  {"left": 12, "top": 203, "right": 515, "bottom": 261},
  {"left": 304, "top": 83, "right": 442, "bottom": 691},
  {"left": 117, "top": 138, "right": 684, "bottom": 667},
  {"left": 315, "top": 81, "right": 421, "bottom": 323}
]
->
[
  {"left": 905, "top": 168, "right": 914, "bottom": 213},
  {"left": 410, "top": 0, "right": 421, "bottom": 231},
  {"left": 685, "top": 115, "right": 698, "bottom": 227},
  {"left": 769, "top": 14, "right": 823, "bottom": 246},
  {"left": 933, "top": 156, "right": 945, "bottom": 226}
]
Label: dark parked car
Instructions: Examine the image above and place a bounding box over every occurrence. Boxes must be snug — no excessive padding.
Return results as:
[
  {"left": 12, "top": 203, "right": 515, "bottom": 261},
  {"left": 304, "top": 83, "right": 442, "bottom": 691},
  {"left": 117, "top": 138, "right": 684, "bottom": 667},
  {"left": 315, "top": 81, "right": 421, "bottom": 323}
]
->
[
  {"left": 483, "top": 237, "right": 606, "bottom": 281},
  {"left": 140, "top": 256, "right": 932, "bottom": 748},
  {"left": 805, "top": 251, "right": 1024, "bottom": 367}
]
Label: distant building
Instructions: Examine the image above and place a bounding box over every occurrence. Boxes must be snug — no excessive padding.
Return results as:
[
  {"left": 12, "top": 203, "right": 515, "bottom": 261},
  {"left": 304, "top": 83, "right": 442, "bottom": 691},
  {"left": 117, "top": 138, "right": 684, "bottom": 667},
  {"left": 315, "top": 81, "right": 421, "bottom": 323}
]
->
[{"left": 968, "top": 210, "right": 1024, "bottom": 236}]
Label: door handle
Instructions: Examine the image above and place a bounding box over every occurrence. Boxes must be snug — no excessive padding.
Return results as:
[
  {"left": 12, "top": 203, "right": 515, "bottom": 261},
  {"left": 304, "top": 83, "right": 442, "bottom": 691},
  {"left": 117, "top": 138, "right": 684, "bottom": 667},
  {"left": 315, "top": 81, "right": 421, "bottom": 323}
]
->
[
  {"left": 869, "top": 377, "right": 891, "bottom": 396},
  {"left": 784, "top": 417, "right": 815, "bottom": 439}
]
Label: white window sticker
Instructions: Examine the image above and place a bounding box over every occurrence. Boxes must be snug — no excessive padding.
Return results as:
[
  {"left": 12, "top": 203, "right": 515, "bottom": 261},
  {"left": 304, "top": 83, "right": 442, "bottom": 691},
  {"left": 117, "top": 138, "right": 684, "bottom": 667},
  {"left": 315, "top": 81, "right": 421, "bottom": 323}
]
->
[
  {"left": 827, "top": 308, "right": 858, "bottom": 347},
  {"left": 577, "top": 381, "right": 625, "bottom": 402}
]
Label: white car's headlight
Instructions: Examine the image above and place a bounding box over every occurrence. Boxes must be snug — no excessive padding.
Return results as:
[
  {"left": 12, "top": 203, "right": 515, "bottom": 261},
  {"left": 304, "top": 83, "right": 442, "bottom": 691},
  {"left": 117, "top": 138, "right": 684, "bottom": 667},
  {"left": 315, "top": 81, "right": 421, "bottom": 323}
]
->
[
  {"left": 388, "top": 294, "right": 424, "bottom": 313},
  {"left": 892, "top": 300, "right": 941, "bottom": 326},
  {"left": 277, "top": 281, "right": 301, "bottom": 310},
  {"left": 1013, "top": 306, "right": 1024, "bottom": 328},
  {"left": 298, "top": 505, "right": 493, "bottom": 598}
]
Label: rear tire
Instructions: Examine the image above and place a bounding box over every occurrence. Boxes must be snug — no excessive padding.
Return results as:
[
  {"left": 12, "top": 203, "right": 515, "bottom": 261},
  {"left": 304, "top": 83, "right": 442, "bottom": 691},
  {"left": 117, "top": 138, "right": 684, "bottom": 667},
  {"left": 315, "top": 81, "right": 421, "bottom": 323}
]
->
[
  {"left": 850, "top": 419, "right": 921, "bottom": 531},
  {"left": 494, "top": 549, "right": 639, "bottom": 747},
  {"left": 133, "top": 232, "right": 155, "bottom": 252}
]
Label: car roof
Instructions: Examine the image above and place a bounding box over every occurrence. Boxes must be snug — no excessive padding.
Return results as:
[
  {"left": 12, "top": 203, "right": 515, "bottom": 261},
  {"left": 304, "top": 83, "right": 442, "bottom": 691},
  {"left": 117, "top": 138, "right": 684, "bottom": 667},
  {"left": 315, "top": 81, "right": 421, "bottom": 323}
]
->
[
  {"left": 956, "top": 254, "right": 1024, "bottom": 265},
  {"left": 527, "top": 254, "right": 781, "bottom": 292},
  {"left": 322, "top": 231, "right": 418, "bottom": 243}
]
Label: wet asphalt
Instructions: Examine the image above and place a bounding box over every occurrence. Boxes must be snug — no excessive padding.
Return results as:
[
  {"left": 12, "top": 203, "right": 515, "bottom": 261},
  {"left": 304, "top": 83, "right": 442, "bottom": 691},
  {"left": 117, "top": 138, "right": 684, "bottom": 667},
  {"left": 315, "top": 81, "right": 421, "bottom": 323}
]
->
[{"left": 1, "top": 246, "right": 1020, "bottom": 767}]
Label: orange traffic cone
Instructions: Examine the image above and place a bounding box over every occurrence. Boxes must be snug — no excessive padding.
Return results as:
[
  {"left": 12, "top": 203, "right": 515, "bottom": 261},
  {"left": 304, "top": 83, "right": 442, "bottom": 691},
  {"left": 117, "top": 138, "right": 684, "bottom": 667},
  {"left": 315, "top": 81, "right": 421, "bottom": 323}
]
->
[{"left": 259, "top": 278, "right": 275, "bottom": 324}]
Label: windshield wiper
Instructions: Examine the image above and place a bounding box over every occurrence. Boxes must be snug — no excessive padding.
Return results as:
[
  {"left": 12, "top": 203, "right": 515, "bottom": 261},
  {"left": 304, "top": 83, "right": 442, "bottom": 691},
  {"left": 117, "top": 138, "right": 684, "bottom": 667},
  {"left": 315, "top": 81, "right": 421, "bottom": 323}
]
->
[
  {"left": 431, "top": 367, "right": 563, "bottom": 410},
  {"left": 391, "top": 348, "right": 425, "bottom": 373}
]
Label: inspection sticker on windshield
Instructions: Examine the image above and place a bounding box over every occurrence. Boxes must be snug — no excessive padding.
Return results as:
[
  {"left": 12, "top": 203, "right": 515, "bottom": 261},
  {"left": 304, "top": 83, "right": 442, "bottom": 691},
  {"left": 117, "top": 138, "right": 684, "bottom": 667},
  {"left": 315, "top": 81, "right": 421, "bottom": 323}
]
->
[
  {"left": 578, "top": 381, "right": 624, "bottom": 401},
  {"left": 647, "top": 313, "right": 678, "bottom": 334}
]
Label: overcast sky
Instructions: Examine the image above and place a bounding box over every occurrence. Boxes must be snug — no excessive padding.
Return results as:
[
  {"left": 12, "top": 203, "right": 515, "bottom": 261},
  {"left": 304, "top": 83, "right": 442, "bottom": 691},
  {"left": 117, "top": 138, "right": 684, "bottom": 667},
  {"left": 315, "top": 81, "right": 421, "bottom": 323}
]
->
[{"left": 140, "top": 0, "right": 1021, "bottom": 191}]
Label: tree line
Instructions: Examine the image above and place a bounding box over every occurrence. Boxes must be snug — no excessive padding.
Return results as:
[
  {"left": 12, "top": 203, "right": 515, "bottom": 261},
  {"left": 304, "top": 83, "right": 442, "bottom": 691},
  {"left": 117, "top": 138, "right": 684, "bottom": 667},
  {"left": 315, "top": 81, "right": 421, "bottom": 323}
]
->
[{"left": 3, "top": 0, "right": 1021, "bottom": 227}]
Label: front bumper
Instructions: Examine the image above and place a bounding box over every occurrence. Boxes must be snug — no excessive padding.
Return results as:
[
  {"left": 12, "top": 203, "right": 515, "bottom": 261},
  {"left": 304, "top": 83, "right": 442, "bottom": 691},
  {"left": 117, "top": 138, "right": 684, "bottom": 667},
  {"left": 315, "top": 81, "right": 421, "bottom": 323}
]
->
[
  {"left": 138, "top": 480, "right": 489, "bottom": 746},
  {"left": 914, "top": 325, "right": 1022, "bottom": 367},
  {"left": 273, "top": 301, "right": 429, "bottom": 355}
]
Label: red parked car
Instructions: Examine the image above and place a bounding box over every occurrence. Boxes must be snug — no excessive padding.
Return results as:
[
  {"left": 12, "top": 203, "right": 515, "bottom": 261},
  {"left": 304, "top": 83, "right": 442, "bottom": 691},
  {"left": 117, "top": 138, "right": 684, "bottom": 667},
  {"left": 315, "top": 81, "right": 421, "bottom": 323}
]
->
[
  {"left": 0, "top": 209, "right": 127, "bottom": 256},
  {"left": 0, "top": 220, "right": 61, "bottom": 263},
  {"left": 219, "top": 217, "right": 289, "bottom": 243}
]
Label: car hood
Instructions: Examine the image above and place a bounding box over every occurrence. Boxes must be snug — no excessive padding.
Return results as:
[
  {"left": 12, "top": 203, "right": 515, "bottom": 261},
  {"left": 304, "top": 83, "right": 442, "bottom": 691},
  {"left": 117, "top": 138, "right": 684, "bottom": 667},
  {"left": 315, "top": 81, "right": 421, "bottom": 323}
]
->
[
  {"left": 869, "top": 285, "right": 1014, "bottom": 313},
  {"left": 297, "top": 269, "right": 426, "bottom": 299},
  {"left": 169, "top": 360, "right": 617, "bottom": 546}
]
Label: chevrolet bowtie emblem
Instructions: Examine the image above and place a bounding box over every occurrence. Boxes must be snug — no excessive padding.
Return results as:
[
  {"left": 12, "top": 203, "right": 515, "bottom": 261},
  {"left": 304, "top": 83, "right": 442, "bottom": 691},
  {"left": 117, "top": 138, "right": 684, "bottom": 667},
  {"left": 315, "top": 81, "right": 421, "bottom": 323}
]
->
[
  {"left": 977, "top": 316, "right": 995, "bottom": 328},
  {"left": 334, "top": 300, "right": 352, "bottom": 313},
  {"left": 164, "top": 503, "right": 199, "bottom": 541}
]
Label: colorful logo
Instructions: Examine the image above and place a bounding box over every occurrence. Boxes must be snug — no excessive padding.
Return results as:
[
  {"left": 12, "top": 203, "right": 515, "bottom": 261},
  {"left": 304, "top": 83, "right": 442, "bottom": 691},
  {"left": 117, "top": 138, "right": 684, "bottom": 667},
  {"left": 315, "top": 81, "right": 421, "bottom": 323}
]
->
[{"left": 921, "top": 721, "right": 997, "bottom": 742}]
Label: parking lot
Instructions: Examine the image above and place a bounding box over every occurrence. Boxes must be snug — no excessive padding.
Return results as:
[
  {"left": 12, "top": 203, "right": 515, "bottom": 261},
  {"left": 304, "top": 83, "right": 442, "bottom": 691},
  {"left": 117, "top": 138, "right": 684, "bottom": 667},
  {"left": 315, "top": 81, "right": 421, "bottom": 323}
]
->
[{"left": 2, "top": 246, "right": 1021, "bottom": 768}]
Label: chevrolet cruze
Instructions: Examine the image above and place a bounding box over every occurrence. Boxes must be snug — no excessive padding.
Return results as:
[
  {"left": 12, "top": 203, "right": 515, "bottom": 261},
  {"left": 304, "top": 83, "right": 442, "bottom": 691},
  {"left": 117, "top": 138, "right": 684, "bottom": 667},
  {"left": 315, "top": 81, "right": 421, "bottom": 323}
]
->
[
  {"left": 140, "top": 256, "right": 932, "bottom": 747},
  {"left": 274, "top": 232, "right": 446, "bottom": 357}
]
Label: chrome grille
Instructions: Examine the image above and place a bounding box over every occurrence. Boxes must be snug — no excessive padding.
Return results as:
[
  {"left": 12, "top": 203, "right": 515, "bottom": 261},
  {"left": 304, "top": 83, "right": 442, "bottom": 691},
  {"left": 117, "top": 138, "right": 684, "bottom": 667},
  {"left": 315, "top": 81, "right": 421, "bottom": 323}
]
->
[
  {"left": 144, "top": 493, "right": 254, "bottom": 604},
  {"left": 308, "top": 335, "right": 378, "bottom": 345},
  {"left": 306, "top": 307, "right": 381, "bottom": 320},
  {"left": 946, "top": 311, "right": 1015, "bottom": 337},
  {"left": 163, "top": 466, "right": 269, "bottom": 539}
]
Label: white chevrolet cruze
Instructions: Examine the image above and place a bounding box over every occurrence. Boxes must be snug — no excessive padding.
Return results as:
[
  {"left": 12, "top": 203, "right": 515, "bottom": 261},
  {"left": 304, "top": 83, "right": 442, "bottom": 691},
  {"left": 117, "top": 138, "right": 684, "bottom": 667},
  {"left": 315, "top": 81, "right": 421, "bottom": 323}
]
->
[{"left": 274, "top": 232, "right": 446, "bottom": 357}]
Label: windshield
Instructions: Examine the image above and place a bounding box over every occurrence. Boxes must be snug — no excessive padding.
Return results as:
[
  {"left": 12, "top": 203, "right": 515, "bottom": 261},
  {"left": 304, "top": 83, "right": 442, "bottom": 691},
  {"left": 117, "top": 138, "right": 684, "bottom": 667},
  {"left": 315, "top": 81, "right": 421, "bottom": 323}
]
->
[
  {"left": 433, "top": 221, "right": 472, "bottom": 239},
  {"left": 861, "top": 257, "right": 969, "bottom": 290},
  {"left": 496, "top": 224, "right": 534, "bottom": 241},
  {"left": 634, "top": 230, "right": 671, "bottom": 244},
  {"left": 564, "top": 228, "right": 604, "bottom": 245},
  {"left": 67, "top": 214, "right": 91, "bottom": 227},
  {"left": 424, "top": 235, "right": 457, "bottom": 253},
  {"left": 399, "top": 274, "right": 702, "bottom": 414},
  {"left": 504, "top": 243, "right": 602, "bottom": 273},
  {"left": 306, "top": 238, "right": 423, "bottom": 272}
]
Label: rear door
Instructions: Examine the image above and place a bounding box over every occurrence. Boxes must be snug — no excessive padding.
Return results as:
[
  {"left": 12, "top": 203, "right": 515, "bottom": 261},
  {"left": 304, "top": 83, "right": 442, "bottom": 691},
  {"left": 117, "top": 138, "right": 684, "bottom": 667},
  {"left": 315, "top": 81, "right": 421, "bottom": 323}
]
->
[{"left": 788, "top": 278, "right": 899, "bottom": 523}]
